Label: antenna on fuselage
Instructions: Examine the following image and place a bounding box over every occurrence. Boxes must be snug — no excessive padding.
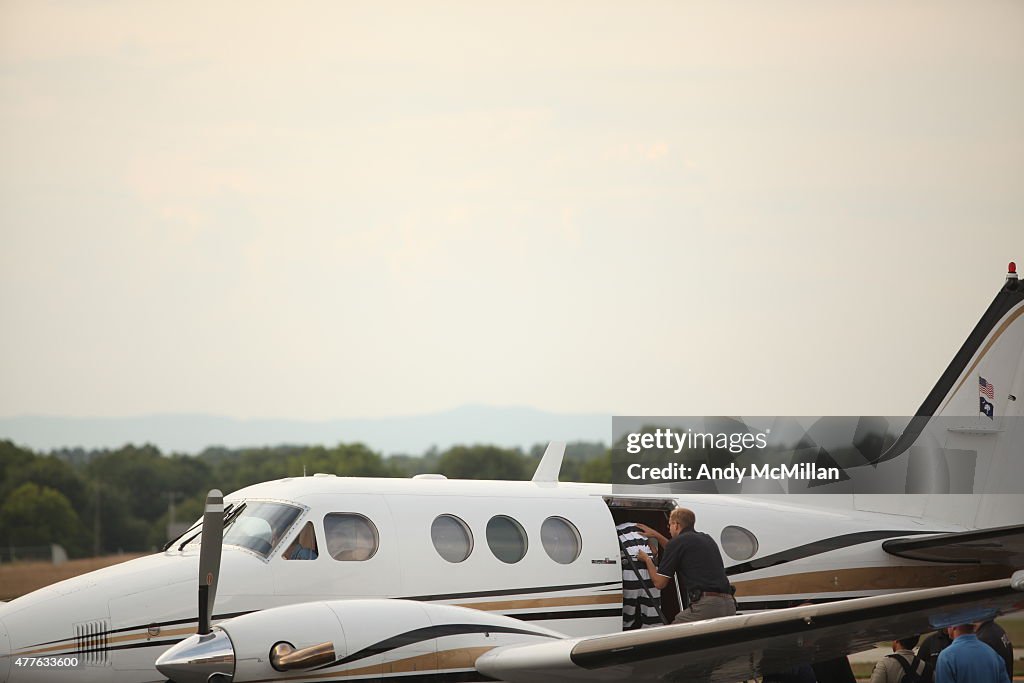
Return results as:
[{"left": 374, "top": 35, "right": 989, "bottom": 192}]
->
[{"left": 532, "top": 441, "right": 566, "bottom": 483}]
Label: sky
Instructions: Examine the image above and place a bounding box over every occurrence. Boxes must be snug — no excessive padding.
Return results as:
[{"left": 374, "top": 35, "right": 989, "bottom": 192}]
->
[{"left": 1, "top": 1, "right": 1022, "bottom": 422}]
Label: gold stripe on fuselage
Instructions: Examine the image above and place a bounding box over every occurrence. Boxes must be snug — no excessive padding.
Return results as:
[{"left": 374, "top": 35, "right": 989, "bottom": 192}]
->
[
  {"left": 453, "top": 593, "right": 621, "bottom": 611},
  {"left": 13, "top": 626, "right": 196, "bottom": 657},
  {"left": 732, "top": 564, "right": 1013, "bottom": 597}
]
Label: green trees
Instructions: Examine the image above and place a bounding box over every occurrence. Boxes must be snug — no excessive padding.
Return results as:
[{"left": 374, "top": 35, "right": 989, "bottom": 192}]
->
[
  {"left": 203, "top": 443, "right": 399, "bottom": 493},
  {"left": 437, "top": 445, "right": 530, "bottom": 480},
  {"left": 0, "top": 482, "right": 87, "bottom": 556},
  {"left": 0, "top": 440, "right": 33, "bottom": 485},
  {"left": 0, "top": 442, "right": 92, "bottom": 556},
  {"left": 0, "top": 438, "right": 611, "bottom": 557}
]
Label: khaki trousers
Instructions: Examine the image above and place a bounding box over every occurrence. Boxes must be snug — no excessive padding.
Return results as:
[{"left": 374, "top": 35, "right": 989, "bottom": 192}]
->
[{"left": 672, "top": 594, "right": 736, "bottom": 623}]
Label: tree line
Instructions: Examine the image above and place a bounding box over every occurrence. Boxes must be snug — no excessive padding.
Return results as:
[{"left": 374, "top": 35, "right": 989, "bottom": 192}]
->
[{"left": 0, "top": 439, "right": 610, "bottom": 558}]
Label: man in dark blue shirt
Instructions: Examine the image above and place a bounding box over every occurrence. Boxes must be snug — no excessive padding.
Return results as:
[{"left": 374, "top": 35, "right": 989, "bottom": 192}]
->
[
  {"left": 976, "top": 619, "right": 1014, "bottom": 680},
  {"left": 935, "top": 623, "right": 1010, "bottom": 683},
  {"left": 918, "top": 627, "right": 952, "bottom": 683},
  {"left": 637, "top": 507, "right": 735, "bottom": 623}
]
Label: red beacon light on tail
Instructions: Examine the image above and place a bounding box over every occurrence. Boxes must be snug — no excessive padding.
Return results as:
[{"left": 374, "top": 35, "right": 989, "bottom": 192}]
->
[{"left": 1010, "top": 261, "right": 1017, "bottom": 274}]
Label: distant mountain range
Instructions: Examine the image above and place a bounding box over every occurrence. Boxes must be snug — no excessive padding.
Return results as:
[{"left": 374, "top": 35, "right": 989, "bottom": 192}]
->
[{"left": 0, "top": 406, "right": 610, "bottom": 455}]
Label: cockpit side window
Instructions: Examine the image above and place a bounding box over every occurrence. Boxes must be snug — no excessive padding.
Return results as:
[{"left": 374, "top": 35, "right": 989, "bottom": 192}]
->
[
  {"left": 324, "top": 513, "right": 378, "bottom": 561},
  {"left": 221, "top": 501, "right": 302, "bottom": 558},
  {"left": 283, "top": 521, "right": 319, "bottom": 560}
]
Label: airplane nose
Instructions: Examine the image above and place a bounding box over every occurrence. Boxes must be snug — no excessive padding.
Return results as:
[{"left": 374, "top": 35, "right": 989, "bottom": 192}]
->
[
  {"left": 0, "top": 619, "right": 10, "bottom": 683},
  {"left": 155, "top": 629, "right": 234, "bottom": 683}
]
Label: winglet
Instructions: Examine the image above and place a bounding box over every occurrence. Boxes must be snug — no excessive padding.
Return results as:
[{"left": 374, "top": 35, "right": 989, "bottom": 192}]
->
[{"left": 532, "top": 442, "right": 566, "bottom": 483}]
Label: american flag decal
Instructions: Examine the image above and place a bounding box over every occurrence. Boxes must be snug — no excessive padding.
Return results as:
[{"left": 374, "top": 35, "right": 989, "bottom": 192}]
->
[{"left": 979, "top": 377, "right": 995, "bottom": 399}]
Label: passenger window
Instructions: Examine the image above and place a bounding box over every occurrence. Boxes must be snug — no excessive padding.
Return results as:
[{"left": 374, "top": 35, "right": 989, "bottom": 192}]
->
[
  {"left": 324, "top": 513, "right": 379, "bottom": 561},
  {"left": 283, "top": 521, "right": 319, "bottom": 560},
  {"left": 431, "top": 514, "right": 473, "bottom": 563},
  {"left": 541, "top": 516, "right": 581, "bottom": 564},
  {"left": 720, "top": 525, "right": 759, "bottom": 561},
  {"left": 486, "top": 515, "right": 527, "bottom": 563}
]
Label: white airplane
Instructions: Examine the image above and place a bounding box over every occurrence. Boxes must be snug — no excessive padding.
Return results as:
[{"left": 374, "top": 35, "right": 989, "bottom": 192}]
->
[{"left": 1, "top": 264, "right": 1023, "bottom": 683}]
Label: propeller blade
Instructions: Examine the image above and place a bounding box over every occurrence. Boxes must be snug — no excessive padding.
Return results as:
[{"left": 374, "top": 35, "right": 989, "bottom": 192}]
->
[{"left": 197, "top": 489, "right": 223, "bottom": 635}]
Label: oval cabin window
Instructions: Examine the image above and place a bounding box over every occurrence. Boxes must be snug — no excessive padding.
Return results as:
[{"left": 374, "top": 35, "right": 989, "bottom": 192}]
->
[
  {"left": 431, "top": 514, "right": 473, "bottom": 563},
  {"left": 486, "top": 515, "right": 528, "bottom": 563},
  {"left": 720, "top": 525, "right": 759, "bottom": 561},
  {"left": 323, "top": 513, "right": 379, "bottom": 561},
  {"left": 540, "top": 517, "right": 581, "bottom": 564}
]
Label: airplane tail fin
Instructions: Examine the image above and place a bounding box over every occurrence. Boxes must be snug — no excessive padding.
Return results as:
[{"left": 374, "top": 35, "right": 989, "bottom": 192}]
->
[
  {"left": 921, "top": 262, "right": 1024, "bottom": 422},
  {"left": 864, "top": 263, "right": 1024, "bottom": 527}
]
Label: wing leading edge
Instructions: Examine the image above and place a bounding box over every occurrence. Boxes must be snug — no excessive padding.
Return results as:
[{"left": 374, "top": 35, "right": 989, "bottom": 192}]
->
[{"left": 476, "top": 572, "right": 1024, "bottom": 683}]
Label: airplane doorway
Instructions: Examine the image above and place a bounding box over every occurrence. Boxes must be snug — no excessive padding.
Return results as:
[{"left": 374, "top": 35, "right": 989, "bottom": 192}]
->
[{"left": 603, "top": 497, "right": 680, "bottom": 627}]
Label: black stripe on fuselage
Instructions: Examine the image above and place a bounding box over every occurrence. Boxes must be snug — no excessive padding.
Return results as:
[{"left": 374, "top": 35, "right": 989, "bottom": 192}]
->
[
  {"left": 726, "top": 530, "right": 937, "bottom": 576},
  {"left": 314, "top": 624, "right": 558, "bottom": 671},
  {"left": 103, "top": 638, "right": 186, "bottom": 653},
  {"left": 23, "top": 610, "right": 257, "bottom": 649},
  {"left": 513, "top": 608, "right": 621, "bottom": 622},
  {"left": 402, "top": 581, "right": 621, "bottom": 602}
]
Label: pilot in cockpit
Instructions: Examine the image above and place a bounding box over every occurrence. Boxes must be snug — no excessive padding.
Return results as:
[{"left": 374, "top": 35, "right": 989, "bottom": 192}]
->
[{"left": 284, "top": 522, "right": 319, "bottom": 560}]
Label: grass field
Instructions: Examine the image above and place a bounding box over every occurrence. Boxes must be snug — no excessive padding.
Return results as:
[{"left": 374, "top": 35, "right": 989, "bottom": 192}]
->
[{"left": 0, "top": 553, "right": 145, "bottom": 601}]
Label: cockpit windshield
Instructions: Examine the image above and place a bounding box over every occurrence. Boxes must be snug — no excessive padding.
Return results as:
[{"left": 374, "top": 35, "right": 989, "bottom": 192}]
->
[
  {"left": 183, "top": 500, "right": 303, "bottom": 558},
  {"left": 223, "top": 501, "right": 302, "bottom": 557}
]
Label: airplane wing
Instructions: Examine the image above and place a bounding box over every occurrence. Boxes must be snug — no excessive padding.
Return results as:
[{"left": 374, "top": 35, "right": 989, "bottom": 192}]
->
[
  {"left": 476, "top": 572, "right": 1024, "bottom": 683},
  {"left": 882, "top": 523, "right": 1024, "bottom": 565}
]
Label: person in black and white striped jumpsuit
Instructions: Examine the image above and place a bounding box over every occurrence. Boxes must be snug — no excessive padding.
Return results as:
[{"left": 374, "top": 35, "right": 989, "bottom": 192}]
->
[{"left": 616, "top": 522, "right": 662, "bottom": 629}]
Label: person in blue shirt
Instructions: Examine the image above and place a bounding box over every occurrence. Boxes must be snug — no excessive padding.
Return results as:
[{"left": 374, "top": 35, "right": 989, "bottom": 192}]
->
[
  {"left": 935, "top": 623, "right": 1010, "bottom": 683},
  {"left": 285, "top": 522, "right": 319, "bottom": 560}
]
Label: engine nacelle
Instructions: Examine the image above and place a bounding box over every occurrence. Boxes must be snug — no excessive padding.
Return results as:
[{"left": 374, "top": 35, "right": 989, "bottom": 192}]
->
[{"left": 158, "top": 599, "right": 565, "bottom": 682}]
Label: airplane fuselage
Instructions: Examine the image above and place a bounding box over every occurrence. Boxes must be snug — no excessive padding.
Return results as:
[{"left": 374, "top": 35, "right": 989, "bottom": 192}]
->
[{"left": 0, "top": 475, "right": 1010, "bottom": 683}]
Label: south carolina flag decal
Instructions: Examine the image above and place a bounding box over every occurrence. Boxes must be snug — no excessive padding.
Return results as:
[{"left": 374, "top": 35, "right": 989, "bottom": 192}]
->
[{"left": 979, "top": 396, "right": 995, "bottom": 419}]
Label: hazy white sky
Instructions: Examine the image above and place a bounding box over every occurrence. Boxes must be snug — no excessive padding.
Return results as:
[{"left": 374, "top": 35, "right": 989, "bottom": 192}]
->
[{"left": 1, "top": 1, "right": 1021, "bottom": 420}]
